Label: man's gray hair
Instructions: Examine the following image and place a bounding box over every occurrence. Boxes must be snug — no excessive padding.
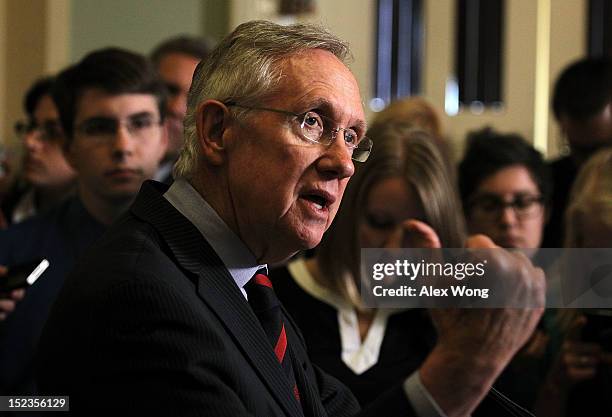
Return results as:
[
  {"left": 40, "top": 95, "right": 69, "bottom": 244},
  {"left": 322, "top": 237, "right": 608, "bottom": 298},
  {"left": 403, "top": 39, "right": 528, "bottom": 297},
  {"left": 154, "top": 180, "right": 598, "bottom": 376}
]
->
[{"left": 173, "top": 20, "right": 352, "bottom": 179}]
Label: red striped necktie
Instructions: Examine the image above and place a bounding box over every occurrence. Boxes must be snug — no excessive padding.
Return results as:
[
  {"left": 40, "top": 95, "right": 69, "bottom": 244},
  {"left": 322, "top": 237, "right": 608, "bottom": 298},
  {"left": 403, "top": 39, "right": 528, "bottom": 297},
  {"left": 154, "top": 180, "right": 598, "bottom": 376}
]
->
[{"left": 245, "top": 271, "right": 301, "bottom": 404}]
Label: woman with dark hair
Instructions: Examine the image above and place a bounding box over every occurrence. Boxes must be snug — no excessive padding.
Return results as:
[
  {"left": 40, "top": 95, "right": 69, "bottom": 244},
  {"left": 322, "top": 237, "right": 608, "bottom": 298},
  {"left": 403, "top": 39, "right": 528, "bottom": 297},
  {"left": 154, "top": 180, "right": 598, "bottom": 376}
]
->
[
  {"left": 1, "top": 77, "right": 76, "bottom": 225},
  {"left": 458, "top": 127, "right": 551, "bottom": 259},
  {"left": 271, "top": 123, "right": 466, "bottom": 406},
  {"left": 457, "top": 127, "right": 553, "bottom": 411}
]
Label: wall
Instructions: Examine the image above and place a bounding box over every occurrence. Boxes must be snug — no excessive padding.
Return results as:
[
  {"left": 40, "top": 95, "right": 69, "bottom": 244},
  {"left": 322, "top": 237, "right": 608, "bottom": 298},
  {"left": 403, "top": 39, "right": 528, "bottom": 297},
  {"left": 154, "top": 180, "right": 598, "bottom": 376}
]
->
[
  {"left": 229, "top": 0, "right": 588, "bottom": 160},
  {"left": 0, "top": 0, "right": 590, "bottom": 161},
  {"left": 1, "top": 0, "right": 51, "bottom": 150},
  {"left": 70, "top": 0, "right": 206, "bottom": 60},
  {"left": 547, "top": 0, "right": 586, "bottom": 156}
]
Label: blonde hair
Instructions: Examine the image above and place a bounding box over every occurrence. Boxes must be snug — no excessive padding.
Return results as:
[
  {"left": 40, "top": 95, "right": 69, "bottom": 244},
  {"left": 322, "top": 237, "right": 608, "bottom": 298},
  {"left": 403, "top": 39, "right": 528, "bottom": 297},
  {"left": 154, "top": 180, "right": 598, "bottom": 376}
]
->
[
  {"left": 558, "top": 148, "right": 612, "bottom": 328},
  {"left": 317, "top": 123, "right": 467, "bottom": 308},
  {"left": 564, "top": 148, "right": 612, "bottom": 248},
  {"left": 173, "top": 20, "right": 351, "bottom": 179},
  {"left": 372, "top": 97, "right": 444, "bottom": 139}
]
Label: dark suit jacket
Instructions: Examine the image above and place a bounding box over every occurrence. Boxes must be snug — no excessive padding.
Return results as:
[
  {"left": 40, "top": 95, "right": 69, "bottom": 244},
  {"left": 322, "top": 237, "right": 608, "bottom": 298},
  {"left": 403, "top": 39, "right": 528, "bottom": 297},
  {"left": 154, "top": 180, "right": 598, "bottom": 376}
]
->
[{"left": 36, "top": 181, "right": 414, "bottom": 416}]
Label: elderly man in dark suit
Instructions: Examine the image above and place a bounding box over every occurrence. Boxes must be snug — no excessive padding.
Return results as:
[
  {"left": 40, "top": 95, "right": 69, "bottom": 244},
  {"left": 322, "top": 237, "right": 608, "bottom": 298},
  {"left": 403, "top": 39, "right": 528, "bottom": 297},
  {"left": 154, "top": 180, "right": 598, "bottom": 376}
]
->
[{"left": 37, "top": 21, "right": 544, "bottom": 417}]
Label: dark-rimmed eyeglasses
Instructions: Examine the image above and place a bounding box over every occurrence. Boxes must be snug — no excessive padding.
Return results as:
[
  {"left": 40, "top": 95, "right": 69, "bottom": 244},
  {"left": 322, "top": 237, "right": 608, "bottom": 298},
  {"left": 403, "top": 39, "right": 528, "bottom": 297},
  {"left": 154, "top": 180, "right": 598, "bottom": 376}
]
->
[
  {"left": 73, "top": 113, "right": 162, "bottom": 142},
  {"left": 225, "top": 103, "right": 372, "bottom": 162},
  {"left": 469, "top": 193, "right": 545, "bottom": 220},
  {"left": 14, "top": 120, "right": 63, "bottom": 143}
]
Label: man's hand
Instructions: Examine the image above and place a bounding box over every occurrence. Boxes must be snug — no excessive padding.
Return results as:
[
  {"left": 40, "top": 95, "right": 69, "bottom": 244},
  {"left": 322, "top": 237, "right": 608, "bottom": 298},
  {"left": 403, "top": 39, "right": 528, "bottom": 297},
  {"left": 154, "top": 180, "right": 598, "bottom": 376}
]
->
[
  {"left": 419, "top": 235, "right": 546, "bottom": 417},
  {"left": 0, "top": 265, "right": 26, "bottom": 321}
]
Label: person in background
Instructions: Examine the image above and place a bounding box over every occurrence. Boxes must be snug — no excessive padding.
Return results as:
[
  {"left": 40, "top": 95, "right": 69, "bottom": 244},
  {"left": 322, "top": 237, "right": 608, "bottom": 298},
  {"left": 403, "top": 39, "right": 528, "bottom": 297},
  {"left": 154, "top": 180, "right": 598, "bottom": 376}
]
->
[
  {"left": 459, "top": 127, "right": 551, "bottom": 259},
  {"left": 0, "top": 48, "right": 167, "bottom": 400},
  {"left": 370, "top": 97, "right": 452, "bottom": 166},
  {"left": 271, "top": 123, "right": 465, "bottom": 406},
  {"left": 1, "top": 77, "right": 76, "bottom": 225},
  {"left": 457, "top": 127, "right": 553, "bottom": 411},
  {"left": 542, "top": 56, "right": 612, "bottom": 247},
  {"left": 150, "top": 35, "right": 215, "bottom": 183},
  {"left": 536, "top": 148, "right": 612, "bottom": 417},
  {"left": 371, "top": 97, "right": 444, "bottom": 139}
]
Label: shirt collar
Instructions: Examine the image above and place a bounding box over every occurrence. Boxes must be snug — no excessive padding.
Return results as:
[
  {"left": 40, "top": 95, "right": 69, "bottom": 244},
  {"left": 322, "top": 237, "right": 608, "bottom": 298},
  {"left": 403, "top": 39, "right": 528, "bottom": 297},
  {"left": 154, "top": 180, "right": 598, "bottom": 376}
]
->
[{"left": 163, "top": 178, "right": 267, "bottom": 299}]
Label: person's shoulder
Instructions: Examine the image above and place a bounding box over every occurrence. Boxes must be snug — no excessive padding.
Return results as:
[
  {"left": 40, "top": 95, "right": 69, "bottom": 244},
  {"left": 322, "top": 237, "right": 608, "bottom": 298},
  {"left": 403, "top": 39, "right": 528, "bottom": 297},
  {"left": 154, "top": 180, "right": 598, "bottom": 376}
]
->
[
  {"left": 73, "top": 210, "right": 168, "bottom": 282},
  {"left": 0, "top": 198, "right": 66, "bottom": 234},
  {"left": 0, "top": 199, "right": 69, "bottom": 263}
]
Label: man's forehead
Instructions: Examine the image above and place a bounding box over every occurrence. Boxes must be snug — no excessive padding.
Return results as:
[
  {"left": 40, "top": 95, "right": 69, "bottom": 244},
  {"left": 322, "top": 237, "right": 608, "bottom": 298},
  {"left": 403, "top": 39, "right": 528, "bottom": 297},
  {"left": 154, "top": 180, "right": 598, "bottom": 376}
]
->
[
  {"left": 76, "top": 89, "right": 159, "bottom": 116},
  {"left": 274, "top": 50, "right": 365, "bottom": 124}
]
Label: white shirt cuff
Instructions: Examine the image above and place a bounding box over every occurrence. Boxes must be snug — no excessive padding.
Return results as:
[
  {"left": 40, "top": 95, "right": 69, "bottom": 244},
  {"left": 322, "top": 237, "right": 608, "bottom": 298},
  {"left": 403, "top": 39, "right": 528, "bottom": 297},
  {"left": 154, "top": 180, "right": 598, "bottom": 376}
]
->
[{"left": 403, "top": 371, "right": 449, "bottom": 417}]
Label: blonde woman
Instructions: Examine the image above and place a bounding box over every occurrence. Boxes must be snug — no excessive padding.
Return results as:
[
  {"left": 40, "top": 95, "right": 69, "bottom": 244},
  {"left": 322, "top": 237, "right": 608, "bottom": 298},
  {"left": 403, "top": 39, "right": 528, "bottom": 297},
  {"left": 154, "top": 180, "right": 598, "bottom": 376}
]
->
[{"left": 536, "top": 148, "right": 612, "bottom": 417}]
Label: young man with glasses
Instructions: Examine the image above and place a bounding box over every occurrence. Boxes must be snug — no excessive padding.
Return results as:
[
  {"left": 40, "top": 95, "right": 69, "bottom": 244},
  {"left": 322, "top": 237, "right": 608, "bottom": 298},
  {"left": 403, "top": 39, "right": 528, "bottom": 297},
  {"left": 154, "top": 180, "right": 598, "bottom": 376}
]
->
[
  {"left": 0, "top": 48, "right": 167, "bottom": 399},
  {"left": 1, "top": 77, "right": 76, "bottom": 225},
  {"left": 39, "top": 22, "right": 544, "bottom": 417}
]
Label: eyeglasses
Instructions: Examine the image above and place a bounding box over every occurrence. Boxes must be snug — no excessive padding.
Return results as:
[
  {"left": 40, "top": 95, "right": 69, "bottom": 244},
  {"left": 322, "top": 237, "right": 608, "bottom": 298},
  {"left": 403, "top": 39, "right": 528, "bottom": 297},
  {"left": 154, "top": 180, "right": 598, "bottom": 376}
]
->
[
  {"left": 469, "top": 193, "right": 545, "bottom": 220},
  {"left": 14, "top": 120, "right": 64, "bottom": 143},
  {"left": 225, "top": 103, "right": 373, "bottom": 162},
  {"left": 74, "top": 113, "right": 161, "bottom": 142}
]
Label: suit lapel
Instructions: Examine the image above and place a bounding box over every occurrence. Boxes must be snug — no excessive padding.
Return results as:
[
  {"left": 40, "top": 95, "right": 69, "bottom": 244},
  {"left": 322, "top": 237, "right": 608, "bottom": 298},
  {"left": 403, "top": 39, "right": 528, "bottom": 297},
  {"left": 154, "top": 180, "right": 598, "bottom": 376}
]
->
[{"left": 131, "top": 181, "right": 304, "bottom": 417}]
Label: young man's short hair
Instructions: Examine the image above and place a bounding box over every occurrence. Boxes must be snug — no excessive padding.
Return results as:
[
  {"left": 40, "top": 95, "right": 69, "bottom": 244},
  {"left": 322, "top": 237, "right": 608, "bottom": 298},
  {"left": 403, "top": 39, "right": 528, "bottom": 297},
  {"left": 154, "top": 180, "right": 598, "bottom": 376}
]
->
[{"left": 52, "top": 48, "right": 167, "bottom": 142}]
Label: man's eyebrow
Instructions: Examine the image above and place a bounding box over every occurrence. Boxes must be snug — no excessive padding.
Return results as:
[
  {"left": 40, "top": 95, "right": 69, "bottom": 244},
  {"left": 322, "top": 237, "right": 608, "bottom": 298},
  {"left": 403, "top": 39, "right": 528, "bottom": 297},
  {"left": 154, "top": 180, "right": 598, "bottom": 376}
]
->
[
  {"left": 353, "top": 119, "right": 367, "bottom": 134},
  {"left": 298, "top": 98, "right": 367, "bottom": 132},
  {"left": 128, "top": 111, "right": 156, "bottom": 119}
]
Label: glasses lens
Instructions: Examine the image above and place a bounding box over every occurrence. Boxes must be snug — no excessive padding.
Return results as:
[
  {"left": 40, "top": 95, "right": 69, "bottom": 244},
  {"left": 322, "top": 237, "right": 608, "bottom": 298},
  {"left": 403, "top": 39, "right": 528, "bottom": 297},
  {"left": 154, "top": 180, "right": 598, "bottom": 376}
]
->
[
  {"left": 300, "top": 111, "right": 325, "bottom": 143},
  {"left": 342, "top": 128, "right": 359, "bottom": 147},
  {"left": 352, "top": 137, "right": 372, "bottom": 162},
  {"left": 474, "top": 196, "right": 501, "bottom": 213},
  {"left": 127, "top": 114, "right": 158, "bottom": 137},
  {"left": 513, "top": 196, "right": 543, "bottom": 217},
  {"left": 79, "top": 118, "right": 117, "bottom": 137},
  {"left": 472, "top": 194, "right": 543, "bottom": 219}
]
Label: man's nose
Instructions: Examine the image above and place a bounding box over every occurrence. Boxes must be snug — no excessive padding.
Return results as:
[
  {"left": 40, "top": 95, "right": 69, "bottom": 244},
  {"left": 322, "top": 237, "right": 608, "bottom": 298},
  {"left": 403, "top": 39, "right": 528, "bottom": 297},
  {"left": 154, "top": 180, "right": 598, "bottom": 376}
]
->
[
  {"left": 316, "top": 137, "right": 355, "bottom": 180},
  {"left": 110, "top": 125, "right": 135, "bottom": 159}
]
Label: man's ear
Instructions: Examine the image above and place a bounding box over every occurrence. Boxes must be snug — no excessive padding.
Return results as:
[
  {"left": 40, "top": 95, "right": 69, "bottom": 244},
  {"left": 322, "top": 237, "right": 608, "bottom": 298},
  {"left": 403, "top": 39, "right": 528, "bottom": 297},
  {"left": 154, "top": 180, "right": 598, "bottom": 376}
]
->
[{"left": 196, "top": 100, "right": 231, "bottom": 166}]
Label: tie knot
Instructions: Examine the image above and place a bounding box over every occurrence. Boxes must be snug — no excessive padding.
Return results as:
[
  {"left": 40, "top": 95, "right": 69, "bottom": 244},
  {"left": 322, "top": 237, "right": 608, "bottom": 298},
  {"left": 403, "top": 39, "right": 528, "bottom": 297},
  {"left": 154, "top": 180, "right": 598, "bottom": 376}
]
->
[
  {"left": 245, "top": 271, "right": 279, "bottom": 312},
  {"left": 252, "top": 273, "right": 273, "bottom": 289}
]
